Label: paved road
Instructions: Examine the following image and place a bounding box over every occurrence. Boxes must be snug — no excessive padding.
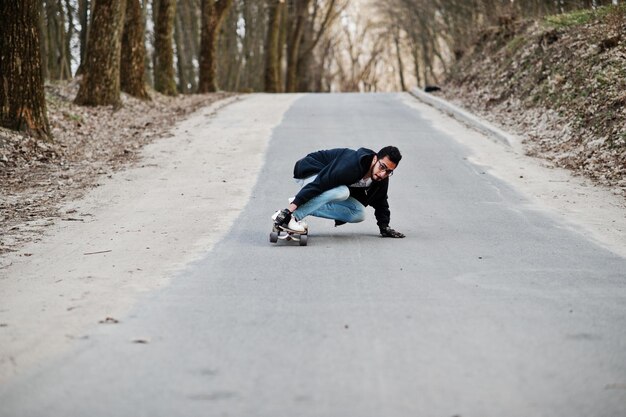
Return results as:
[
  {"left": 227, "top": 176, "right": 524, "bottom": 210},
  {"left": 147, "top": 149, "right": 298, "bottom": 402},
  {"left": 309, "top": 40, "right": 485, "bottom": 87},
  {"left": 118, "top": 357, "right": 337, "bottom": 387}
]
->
[{"left": 2, "top": 94, "right": 626, "bottom": 416}]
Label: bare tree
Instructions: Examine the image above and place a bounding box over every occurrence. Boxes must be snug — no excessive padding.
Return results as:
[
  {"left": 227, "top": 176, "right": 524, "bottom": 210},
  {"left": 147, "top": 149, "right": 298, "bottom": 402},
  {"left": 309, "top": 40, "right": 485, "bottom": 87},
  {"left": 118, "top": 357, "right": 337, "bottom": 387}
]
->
[
  {"left": 241, "top": 0, "right": 268, "bottom": 91},
  {"left": 76, "top": 0, "right": 90, "bottom": 75},
  {"left": 75, "top": 0, "right": 126, "bottom": 106},
  {"left": 198, "top": 0, "right": 234, "bottom": 92},
  {"left": 43, "top": 0, "right": 72, "bottom": 80},
  {"left": 265, "top": 0, "right": 286, "bottom": 92},
  {"left": 217, "top": 1, "right": 242, "bottom": 90},
  {"left": 0, "top": 0, "right": 51, "bottom": 139},
  {"left": 175, "top": 0, "right": 200, "bottom": 93},
  {"left": 121, "top": 0, "right": 150, "bottom": 99},
  {"left": 153, "top": 0, "right": 177, "bottom": 95}
]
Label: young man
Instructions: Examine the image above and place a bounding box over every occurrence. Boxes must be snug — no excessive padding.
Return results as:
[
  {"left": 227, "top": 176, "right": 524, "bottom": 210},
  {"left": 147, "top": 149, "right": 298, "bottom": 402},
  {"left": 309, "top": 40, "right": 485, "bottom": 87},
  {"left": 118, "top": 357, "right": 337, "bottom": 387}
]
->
[{"left": 272, "top": 146, "right": 405, "bottom": 238}]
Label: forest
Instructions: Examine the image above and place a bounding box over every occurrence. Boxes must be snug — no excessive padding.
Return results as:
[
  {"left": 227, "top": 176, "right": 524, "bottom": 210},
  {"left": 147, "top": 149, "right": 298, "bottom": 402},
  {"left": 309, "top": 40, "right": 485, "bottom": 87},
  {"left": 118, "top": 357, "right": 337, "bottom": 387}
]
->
[{"left": 0, "top": 0, "right": 621, "bottom": 142}]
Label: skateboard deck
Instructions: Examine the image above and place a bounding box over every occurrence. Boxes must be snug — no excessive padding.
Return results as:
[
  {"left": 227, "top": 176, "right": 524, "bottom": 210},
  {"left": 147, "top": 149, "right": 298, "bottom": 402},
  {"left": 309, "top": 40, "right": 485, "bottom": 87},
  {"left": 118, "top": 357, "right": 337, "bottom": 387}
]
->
[{"left": 269, "top": 224, "right": 308, "bottom": 246}]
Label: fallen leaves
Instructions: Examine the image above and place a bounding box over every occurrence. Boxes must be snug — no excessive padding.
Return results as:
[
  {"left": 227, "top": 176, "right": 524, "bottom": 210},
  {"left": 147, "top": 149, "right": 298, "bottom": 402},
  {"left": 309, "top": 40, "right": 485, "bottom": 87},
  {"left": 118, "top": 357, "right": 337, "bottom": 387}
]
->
[{"left": 443, "top": 12, "right": 626, "bottom": 196}]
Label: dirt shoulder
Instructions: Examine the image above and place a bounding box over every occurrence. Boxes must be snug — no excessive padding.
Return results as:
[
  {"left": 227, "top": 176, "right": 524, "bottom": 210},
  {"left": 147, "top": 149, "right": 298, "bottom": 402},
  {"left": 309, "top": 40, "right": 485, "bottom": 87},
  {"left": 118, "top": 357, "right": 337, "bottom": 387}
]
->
[{"left": 1, "top": 80, "right": 233, "bottom": 257}]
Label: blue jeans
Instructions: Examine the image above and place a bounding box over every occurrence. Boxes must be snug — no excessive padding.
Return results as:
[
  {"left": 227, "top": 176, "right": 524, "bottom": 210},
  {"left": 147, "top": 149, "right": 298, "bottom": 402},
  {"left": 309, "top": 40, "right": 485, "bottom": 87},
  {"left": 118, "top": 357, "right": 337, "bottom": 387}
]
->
[{"left": 293, "top": 177, "right": 366, "bottom": 223}]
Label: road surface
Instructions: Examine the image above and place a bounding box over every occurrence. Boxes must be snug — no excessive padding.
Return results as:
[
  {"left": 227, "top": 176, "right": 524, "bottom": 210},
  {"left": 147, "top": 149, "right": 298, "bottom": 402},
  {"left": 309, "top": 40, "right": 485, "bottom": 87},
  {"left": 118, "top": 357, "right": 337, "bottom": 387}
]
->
[{"left": 1, "top": 93, "right": 625, "bottom": 417}]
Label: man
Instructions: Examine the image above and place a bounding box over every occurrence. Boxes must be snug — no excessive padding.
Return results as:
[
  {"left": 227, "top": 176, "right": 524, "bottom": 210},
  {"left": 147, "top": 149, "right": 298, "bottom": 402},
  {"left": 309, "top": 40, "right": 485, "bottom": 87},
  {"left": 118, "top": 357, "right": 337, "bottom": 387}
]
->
[{"left": 272, "top": 146, "right": 405, "bottom": 238}]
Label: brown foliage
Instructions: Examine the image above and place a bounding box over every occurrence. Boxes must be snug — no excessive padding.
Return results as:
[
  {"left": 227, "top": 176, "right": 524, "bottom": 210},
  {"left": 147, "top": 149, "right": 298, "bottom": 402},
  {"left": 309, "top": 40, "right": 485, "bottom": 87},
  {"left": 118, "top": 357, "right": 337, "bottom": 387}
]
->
[{"left": 444, "top": 7, "right": 626, "bottom": 188}]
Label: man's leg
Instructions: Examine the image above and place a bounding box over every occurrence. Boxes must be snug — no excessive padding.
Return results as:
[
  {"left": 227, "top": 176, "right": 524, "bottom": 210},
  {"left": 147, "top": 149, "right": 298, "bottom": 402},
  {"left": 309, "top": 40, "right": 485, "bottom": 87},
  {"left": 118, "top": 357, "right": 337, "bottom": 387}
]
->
[
  {"left": 308, "top": 197, "right": 366, "bottom": 223},
  {"left": 293, "top": 186, "right": 365, "bottom": 223}
]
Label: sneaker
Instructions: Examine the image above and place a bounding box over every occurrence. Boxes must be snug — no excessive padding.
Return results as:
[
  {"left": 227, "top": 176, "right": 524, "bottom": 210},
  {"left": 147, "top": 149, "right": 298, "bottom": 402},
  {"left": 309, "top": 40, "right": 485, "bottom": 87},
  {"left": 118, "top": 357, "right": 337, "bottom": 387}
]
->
[
  {"left": 287, "top": 218, "right": 307, "bottom": 233},
  {"left": 272, "top": 209, "right": 306, "bottom": 233}
]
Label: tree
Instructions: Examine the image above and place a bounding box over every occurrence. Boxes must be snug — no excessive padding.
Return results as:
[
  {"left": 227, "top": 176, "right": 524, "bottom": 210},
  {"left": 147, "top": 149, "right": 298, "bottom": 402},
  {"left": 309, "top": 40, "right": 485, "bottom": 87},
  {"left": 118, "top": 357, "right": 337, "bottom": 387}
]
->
[
  {"left": 265, "top": 0, "right": 286, "bottom": 92},
  {"left": 175, "top": 0, "right": 200, "bottom": 93},
  {"left": 198, "top": 0, "right": 234, "bottom": 92},
  {"left": 0, "top": 1, "right": 51, "bottom": 139},
  {"left": 238, "top": 0, "right": 267, "bottom": 91},
  {"left": 76, "top": 0, "right": 90, "bottom": 75},
  {"left": 285, "top": 0, "right": 341, "bottom": 92},
  {"left": 285, "top": 0, "right": 311, "bottom": 92},
  {"left": 121, "top": 0, "right": 150, "bottom": 99},
  {"left": 75, "top": 0, "right": 127, "bottom": 106},
  {"left": 43, "top": 0, "right": 72, "bottom": 80},
  {"left": 217, "top": 1, "right": 242, "bottom": 91},
  {"left": 153, "top": 0, "right": 177, "bottom": 95}
]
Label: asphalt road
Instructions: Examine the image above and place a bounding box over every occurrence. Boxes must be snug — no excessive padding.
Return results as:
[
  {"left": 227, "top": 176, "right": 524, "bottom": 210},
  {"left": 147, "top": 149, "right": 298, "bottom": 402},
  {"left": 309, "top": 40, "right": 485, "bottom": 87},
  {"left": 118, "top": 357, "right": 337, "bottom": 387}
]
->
[{"left": 2, "top": 93, "right": 625, "bottom": 417}]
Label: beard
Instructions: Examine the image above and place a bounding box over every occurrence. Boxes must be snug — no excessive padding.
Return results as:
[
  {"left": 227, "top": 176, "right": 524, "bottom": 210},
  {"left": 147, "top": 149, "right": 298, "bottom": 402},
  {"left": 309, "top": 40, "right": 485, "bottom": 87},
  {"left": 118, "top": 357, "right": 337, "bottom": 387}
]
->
[{"left": 371, "top": 165, "right": 384, "bottom": 182}]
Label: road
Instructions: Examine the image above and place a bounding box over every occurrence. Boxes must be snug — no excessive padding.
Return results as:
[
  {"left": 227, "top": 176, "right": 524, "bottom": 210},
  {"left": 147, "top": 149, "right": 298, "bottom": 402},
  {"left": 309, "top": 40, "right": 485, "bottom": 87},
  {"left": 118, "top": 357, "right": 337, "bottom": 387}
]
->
[{"left": 1, "top": 93, "right": 625, "bottom": 416}]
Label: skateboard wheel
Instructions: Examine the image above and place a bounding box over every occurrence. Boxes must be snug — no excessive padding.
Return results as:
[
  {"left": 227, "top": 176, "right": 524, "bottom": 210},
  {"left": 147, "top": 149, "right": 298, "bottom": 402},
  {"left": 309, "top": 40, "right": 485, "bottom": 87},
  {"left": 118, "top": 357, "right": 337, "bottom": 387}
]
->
[
  {"left": 299, "top": 234, "right": 308, "bottom": 246},
  {"left": 269, "top": 232, "right": 278, "bottom": 243}
]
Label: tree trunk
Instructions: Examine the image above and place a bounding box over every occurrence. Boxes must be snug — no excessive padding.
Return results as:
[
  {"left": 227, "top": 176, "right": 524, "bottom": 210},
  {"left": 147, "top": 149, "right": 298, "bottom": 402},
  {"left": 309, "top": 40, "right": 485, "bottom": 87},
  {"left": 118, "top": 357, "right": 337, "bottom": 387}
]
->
[
  {"left": 174, "top": 7, "right": 189, "bottom": 93},
  {"left": 240, "top": 0, "right": 265, "bottom": 91},
  {"left": 217, "top": 2, "right": 239, "bottom": 91},
  {"left": 142, "top": 0, "right": 153, "bottom": 87},
  {"left": 175, "top": 0, "right": 199, "bottom": 93},
  {"left": 0, "top": 1, "right": 51, "bottom": 139},
  {"left": 265, "top": 0, "right": 285, "bottom": 92},
  {"left": 76, "top": 0, "right": 90, "bottom": 76},
  {"left": 285, "top": 0, "right": 309, "bottom": 92},
  {"left": 75, "top": 0, "right": 126, "bottom": 106},
  {"left": 198, "top": 0, "right": 233, "bottom": 93},
  {"left": 153, "top": 0, "right": 177, "bottom": 96},
  {"left": 411, "top": 43, "right": 422, "bottom": 88},
  {"left": 38, "top": 1, "right": 49, "bottom": 80},
  {"left": 44, "top": 0, "right": 62, "bottom": 79},
  {"left": 64, "top": 0, "right": 76, "bottom": 77},
  {"left": 393, "top": 30, "right": 406, "bottom": 91},
  {"left": 180, "top": 0, "right": 200, "bottom": 93},
  {"left": 46, "top": 0, "right": 72, "bottom": 80},
  {"left": 121, "top": 0, "right": 150, "bottom": 99}
]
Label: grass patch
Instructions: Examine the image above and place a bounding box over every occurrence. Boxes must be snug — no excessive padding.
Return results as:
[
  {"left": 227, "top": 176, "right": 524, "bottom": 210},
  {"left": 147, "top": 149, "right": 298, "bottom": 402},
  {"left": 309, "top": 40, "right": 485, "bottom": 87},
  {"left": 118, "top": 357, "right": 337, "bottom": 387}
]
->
[
  {"left": 544, "top": 5, "right": 618, "bottom": 28},
  {"left": 64, "top": 112, "right": 83, "bottom": 123},
  {"left": 545, "top": 9, "right": 596, "bottom": 28},
  {"left": 505, "top": 35, "right": 527, "bottom": 55}
]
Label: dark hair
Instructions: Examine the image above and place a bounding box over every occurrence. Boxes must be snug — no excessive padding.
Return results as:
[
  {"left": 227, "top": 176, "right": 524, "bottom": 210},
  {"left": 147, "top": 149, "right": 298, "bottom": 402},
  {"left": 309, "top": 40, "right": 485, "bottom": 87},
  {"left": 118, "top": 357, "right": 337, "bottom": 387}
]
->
[{"left": 377, "top": 146, "right": 402, "bottom": 165}]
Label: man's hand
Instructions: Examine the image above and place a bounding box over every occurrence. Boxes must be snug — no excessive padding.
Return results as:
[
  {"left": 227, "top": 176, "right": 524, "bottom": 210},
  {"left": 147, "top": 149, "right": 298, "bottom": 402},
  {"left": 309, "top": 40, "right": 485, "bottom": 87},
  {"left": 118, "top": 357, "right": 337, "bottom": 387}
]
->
[
  {"left": 379, "top": 226, "right": 405, "bottom": 238},
  {"left": 273, "top": 208, "right": 292, "bottom": 226}
]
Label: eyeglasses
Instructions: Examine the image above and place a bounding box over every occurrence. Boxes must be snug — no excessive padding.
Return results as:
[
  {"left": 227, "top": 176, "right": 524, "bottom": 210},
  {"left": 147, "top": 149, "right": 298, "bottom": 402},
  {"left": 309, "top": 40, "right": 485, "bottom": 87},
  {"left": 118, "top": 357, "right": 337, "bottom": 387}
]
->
[{"left": 377, "top": 160, "right": 394, "bottom": 176}]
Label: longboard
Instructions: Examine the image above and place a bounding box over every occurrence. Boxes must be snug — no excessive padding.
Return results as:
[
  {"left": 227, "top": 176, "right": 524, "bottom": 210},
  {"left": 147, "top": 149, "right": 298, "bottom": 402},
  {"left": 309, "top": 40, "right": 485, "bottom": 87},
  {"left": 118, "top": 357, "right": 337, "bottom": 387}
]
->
[{"left": 269, "top": 224, "right": 308, "bottom": 246}]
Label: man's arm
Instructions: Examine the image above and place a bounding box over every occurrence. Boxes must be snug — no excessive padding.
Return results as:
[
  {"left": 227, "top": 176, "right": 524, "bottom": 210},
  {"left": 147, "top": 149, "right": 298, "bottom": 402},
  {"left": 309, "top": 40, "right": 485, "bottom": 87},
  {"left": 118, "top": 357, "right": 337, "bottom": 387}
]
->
[{"left": 371, "top": 182, "right": 405, "bottom": 238}]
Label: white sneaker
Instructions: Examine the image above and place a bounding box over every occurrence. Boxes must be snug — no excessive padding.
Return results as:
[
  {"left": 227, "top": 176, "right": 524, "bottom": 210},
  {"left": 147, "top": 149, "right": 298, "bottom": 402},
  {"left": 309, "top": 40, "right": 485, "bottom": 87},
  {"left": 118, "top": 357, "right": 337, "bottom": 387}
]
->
[{"left": 286, "top": 218, "right": 307, "bottom": 233}]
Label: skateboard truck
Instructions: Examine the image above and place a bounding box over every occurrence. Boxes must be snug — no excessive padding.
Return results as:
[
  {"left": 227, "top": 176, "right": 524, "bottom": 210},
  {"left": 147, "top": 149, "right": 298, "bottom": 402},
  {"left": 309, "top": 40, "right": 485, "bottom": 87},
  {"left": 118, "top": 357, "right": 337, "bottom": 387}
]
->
[{"left": 270, "top": 224, "right": 308, "bottom": 246}]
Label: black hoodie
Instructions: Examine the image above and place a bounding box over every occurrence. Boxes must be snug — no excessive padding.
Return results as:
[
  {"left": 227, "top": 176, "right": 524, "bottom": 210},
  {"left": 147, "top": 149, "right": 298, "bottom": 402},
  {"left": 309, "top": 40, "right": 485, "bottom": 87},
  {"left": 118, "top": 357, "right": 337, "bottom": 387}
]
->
[{"left": 292, "top": 147, "right": 391, "bottom": 227}]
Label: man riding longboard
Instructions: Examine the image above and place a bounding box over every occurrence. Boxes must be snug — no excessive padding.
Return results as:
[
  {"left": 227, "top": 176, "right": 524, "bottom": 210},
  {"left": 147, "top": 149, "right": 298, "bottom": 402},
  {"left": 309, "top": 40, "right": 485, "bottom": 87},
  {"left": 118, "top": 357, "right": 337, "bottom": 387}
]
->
[{"left": 271, "top": 146, "right": 405, "bottom": 241}]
